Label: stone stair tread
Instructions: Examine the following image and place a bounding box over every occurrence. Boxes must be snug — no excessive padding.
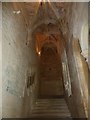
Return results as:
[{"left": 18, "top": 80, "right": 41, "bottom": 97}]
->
[
  {"left": 33, "top": 106, "right": 68, "bottom": 109},
  {"left": 30, "top": 98, "right": 71, "bottom": 118}
]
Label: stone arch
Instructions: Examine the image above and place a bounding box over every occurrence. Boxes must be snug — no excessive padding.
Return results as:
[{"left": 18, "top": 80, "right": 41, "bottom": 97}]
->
[
  {"left": 41, "top": 42, "right": 58, "bottom": 55},
  {"left": 31, "top": 22, "right": 65, "bottom": 56}
]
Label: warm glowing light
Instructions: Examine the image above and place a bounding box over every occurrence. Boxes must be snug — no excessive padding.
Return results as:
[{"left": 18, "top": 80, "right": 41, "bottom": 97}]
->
[
  {"left": 39, "top": 0, "right": 42, "bottom": 3},
  {"left": 43, "top": 0, "right": 46, "bottom": 3},
  {"left": 38, "top": 51, "right": 41, "bottom": 55},
  {"left": 48, "top": 0, "right": 50, "bottom": 2}
]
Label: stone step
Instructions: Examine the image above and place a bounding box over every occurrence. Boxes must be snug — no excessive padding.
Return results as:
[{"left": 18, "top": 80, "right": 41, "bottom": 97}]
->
[
  {"left": 30, "top": 98, "right": 71, "bottom": 118},
  {"left": 33, "top": 106, "right": 68, "bottom": 109}
]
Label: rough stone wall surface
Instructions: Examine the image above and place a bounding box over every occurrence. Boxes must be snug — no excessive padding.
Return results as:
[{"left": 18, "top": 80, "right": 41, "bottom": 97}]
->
[
  {"left": 0, "top": 2, "right": 2, "bottom": 120},
  {"left": 2, "top": 3, "right": 38, "bottom": 118},
  {"left": 60, "top": 3, "right": 88, "bottom": 52},
  {"left": 65, "top": 41, "right": 86, "bottom": 117},
  {"left": 60, "top": 3, "right": 88, "bottom": 118}
]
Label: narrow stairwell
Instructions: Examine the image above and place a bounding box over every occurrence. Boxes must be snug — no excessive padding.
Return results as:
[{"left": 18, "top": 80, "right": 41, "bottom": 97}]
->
[{"left": 29, "top": 98, "right": 71, "bottom": 118}]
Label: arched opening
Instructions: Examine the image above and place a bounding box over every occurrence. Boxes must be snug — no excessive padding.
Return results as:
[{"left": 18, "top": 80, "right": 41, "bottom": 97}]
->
[{"left": 38, "top": 42, "right": 64, "bottom": 98}]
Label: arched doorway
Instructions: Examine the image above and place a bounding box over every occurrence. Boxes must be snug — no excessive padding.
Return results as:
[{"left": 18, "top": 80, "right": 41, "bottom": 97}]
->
[{"left": 39, "top": 42, "right": 64, "bottom": 98}]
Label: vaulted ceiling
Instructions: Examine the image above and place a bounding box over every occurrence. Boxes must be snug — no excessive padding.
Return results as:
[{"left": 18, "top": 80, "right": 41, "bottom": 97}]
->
[
  {"left": 23, "top": 2, "right": 71, "bottom": 55},
  {"left": 12, "top": 2, "right": 72, "bottom": 55}
]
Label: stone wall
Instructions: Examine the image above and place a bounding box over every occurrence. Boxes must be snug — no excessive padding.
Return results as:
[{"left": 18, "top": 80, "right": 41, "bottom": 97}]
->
[
  {"left": 2, "top": 3, "right": 38, "bottom": 118},
  {"left": 0, "top": 2, "right": 2, "bottom": 120},
  {"left": 60, "top": 2, "right": 89, "bottom": 118}
]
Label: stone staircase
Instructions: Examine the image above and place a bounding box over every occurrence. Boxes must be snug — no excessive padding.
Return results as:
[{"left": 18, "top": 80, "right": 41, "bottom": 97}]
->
[{"left": 29, "top": 98, "right": 71, "bottom": 118}]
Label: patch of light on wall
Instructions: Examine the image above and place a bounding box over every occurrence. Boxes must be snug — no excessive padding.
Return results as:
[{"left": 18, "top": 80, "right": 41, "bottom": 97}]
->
[
  {"left": 48, "top": 0, "right": 50, "bottom": 3},
  {"left": 13, "top": 10, "right": 21, "bottom": 14},
  {"left": 43, "top": 0, "right": 46, "bottom": 3},
  {"left": 39, "top": 0, "right": 42, "bottom": 3}
]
